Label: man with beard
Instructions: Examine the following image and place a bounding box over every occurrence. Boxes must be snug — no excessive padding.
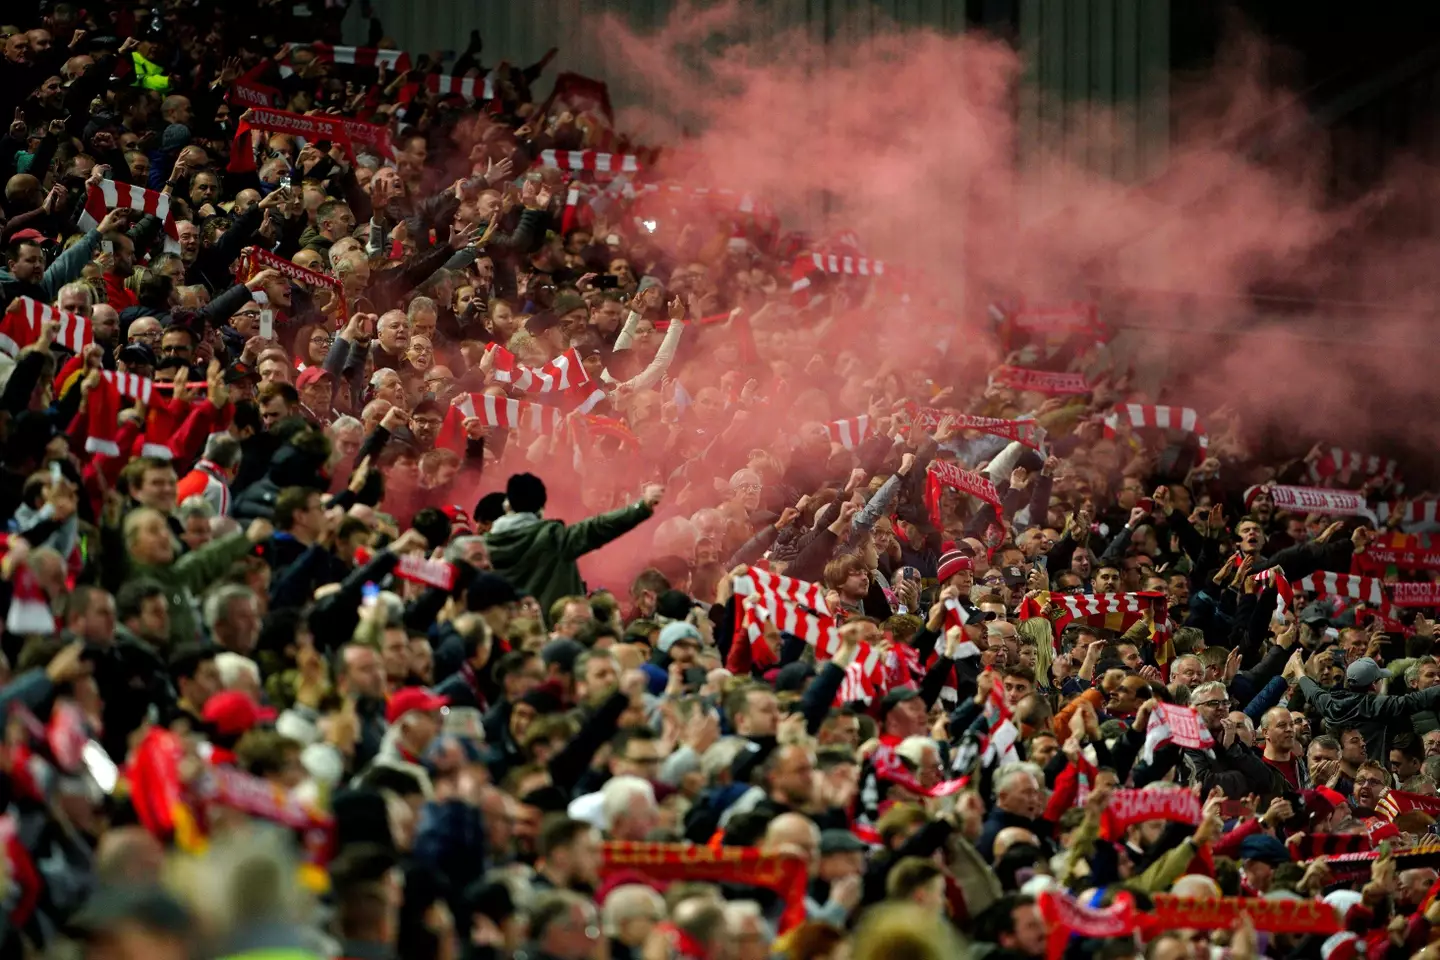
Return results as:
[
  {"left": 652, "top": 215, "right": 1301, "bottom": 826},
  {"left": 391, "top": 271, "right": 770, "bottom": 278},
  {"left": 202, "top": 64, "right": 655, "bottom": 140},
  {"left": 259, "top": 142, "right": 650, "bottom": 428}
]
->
[{"left": 532, "top": 817, "right": 602, "bottom": 894}]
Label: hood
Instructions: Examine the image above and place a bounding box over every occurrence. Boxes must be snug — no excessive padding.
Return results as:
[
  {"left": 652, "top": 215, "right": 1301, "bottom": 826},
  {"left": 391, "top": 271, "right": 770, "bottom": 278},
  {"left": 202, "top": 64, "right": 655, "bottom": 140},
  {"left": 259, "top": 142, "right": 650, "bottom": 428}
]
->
[
  {"left": 484, "top": 512, "right": 544, "bottom": 568},
  {"left": 489, "top": 512, "right": 541, "bottom": 536}
]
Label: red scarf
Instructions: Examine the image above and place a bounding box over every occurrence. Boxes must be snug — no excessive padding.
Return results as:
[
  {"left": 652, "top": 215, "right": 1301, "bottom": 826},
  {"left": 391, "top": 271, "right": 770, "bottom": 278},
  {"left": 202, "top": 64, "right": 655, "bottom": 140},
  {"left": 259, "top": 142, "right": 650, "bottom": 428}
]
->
[{"left": 600, "top": 842, "right": 807, "bottom": 933}]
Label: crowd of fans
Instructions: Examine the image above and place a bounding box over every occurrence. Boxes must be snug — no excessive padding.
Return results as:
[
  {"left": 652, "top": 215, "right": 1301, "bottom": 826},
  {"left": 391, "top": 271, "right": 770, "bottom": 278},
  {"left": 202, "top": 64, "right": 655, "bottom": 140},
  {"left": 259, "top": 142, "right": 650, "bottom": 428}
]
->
[{"left": 4, "top": 3, "right": 1440, "bottom": 960}]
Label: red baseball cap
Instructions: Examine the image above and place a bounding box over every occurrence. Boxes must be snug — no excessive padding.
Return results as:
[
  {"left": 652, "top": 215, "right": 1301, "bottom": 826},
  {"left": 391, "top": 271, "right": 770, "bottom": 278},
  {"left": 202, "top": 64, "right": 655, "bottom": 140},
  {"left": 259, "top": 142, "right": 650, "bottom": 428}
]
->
[
  {"left": 201, "top": 691, "right": 277, "bottom": 737},
  {"left": 442, "top": 505, "right": 475, "bottom": 534},
  {"left": 295, "top": 367, "right": 333, "bottom": 390},
  {"left": 385, "top": 687, "right": 449, "bottom": 724}
]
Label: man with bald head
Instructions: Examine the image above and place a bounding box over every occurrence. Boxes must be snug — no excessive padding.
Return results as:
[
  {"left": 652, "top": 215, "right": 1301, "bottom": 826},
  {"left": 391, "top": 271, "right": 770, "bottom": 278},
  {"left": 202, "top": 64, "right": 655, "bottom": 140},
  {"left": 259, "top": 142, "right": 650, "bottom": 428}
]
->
[
  {"left": 1260, "top": 705, "right": 1306, "bottom": 793},
  {"left": 5, "top": 173, "right": 43, "bottom": 213},
  {"left": 762, "top": 812, "right": 820, "bottom": 865},
  {"left": 292, "top": 248, "right": 326, "bottom": 274},
  {"left": 233, "top": 188, "right": 261, "bottom": 215},
  {"left": 91, "top": 304, "right": 120, "bottom": 365},
  {"left": 371, "top": 309, "right": 410, "bottom": 370},
  {"left": 62, "top": 53, "right": 92, "bottom": 81},
  {"left": 991, "top": 826, "right": 1041, "bottom": 863}
]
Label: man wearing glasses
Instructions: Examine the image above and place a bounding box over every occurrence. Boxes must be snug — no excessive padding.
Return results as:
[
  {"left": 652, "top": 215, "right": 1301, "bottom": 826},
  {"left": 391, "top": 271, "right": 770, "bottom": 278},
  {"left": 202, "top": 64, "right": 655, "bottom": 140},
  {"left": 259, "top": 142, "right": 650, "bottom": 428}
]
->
[{"left": 1185, "top": 680, "right": 1278, "bottom": 801}]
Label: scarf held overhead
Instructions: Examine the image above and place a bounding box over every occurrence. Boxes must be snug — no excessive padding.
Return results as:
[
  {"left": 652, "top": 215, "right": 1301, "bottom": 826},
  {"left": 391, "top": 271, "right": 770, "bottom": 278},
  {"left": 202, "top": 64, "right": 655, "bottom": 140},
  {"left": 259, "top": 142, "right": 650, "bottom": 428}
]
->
[{"left": 600, "top": 842, "right": 807, "bottom": 933}]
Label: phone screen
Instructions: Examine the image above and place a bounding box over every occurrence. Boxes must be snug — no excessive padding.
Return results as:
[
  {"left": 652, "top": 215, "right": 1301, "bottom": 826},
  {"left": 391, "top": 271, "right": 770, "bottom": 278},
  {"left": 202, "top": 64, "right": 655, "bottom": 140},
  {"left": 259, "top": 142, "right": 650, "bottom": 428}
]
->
[{"left": 259, "top": 309, "right": 274, "bottom": 339}]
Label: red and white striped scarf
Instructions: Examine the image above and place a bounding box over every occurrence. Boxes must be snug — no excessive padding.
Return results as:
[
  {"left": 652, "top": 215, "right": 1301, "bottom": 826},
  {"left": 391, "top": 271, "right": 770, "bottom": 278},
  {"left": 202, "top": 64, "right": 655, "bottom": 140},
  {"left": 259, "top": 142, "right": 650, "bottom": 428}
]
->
[
  {"left": 733, "top": 566, "right": 830, "bottom": 614},
  {"left": 1295, "top": 571, "right": 1387, "bottom": 608},
  {"left": 355, "top": 547, "right": 457, "bottom": 590},
  {"left": 1025, "top": 591, "right": 1171, "bottom": 652},
  {"left": 1103, "top": 404, "right": 1208, "bottom": 450},
  {"left": 426, "top": 72, "right": 494, "bottom": 101},
  {"left": 79, "top": 179, "right": 179, "bottom": 253},
  {"left": 908, "top": 408, "right": 1045, "bottom": 450},
  {"left": 1266, "top": 485, "right": 1377, "bottom": 521},
  {"left": 535, "top": 150, "right": 639, "bottom": 174},
  {"left": 103, "top": 370, "right": 156, "bottom": 404},
  {"left": 0, "top": 297, "right": 91, "bottom": 357},
  {"left": 1376, "top": 499, "right": 1440, "bottom": 532},
  {"left": 825, "top": 416, "right": 874, "bottom": 451},
  {"left": 451, "top": 392, "right": 567, "bottom": 434},
  {"left": 836, "top": 642, "right": 886, "bottom": 705},
  {"left": 609, "top": 181, "right": 774, "bottom": 218},
  {"left": 989, "top": 365, "right": 1092, "bottom": 395},
  {"left": 1253, "top": 567, "right": 1297, "bottom": 622},
  {"left": 278, "top": 43, "right": 411, "bottom": 77},
  {"left": 925, "top": 459, "right": 1004, "bottom": 530},
  {"left": 1309, "top": 449, "right": 1399, "bottom": 487},
  {"left": 488, "top": 345, "right": 590, "bottom": 392},
  {"left": 789, "top": 252, "right": 888, "bottom": 302},
  {"left": 735, "top": 594, "right": 839, "bottom": 668},
  {"left": 85, "top": 371, "right": 164, "bottom": 458}
]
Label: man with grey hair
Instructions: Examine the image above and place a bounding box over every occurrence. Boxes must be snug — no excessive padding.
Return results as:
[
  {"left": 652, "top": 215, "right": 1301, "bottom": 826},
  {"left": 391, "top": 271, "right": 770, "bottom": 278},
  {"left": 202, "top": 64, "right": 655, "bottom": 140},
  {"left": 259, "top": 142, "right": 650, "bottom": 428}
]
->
[
  {"left": 214, "top": 651, "right": 262, "bottom": 700},
  {"left": 178, "top": 433, "right": 242, "bottom": 516},
  {"left": 203, "top": 584, "right": 261, "bottom": 656},
  {"left": 601, "top": 883, "right": 665, "bottom": 959},
  {"left": 55, "top": 280, "right": 92, "bottom": 316},
  {"left": 1185, "top": 680, "right": 1275, "bottom": 800},
  {"left": 328, "top": 415, "right": 363, "bottom": 468},
  {"left": 722, "top": 901, "right": 773, "bottom": 960},
  {"left": 1169, "top": 653, "right": 1204, "bottom": 691},
  {"left": 528, "top": 891, "right": 602, "bottom": 960},
  {"left": 369, "top": 367, "right": 404, "bottom": 407},
  {"left": 601, "top": 775, "right": 658, "bottom": 842},
  {"left": 1405, "top": 656, "right": 1440, "bottom": 735},
  {"left": 406, "top": 295, "right": 438, "bottom": 341},
  {"left": 444, "top": 535, "right": 490, "bottom": 570},
  {"left": 978, "top": 762, "right": 1048, "bottom": 861},
  {"left": 176, "top": 496, "right": 217, "bottom": 552}
]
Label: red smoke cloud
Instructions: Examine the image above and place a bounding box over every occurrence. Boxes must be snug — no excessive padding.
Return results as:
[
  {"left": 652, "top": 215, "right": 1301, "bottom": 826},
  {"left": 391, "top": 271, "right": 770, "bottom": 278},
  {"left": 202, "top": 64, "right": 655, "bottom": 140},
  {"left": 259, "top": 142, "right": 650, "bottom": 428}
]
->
[
  {"left": 586, "top": 2, "right": 1440, "bottom": 461},
  {"left": 460, "top": 4, "right": 1440, "bottom": 599}
]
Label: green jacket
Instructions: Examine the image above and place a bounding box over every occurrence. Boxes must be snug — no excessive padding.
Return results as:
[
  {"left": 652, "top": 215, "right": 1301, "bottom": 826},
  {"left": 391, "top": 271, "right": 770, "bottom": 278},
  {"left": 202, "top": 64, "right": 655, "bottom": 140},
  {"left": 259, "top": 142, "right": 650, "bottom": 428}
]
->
[
  {"left": 484, "top": 503, "right": 653, "bottom": 623},
  {"left": 131, "top": 51, "right": 170, "bottom": 91},
  {"left": 298, "top": 227, "right": 333, "bottom": 258},
  {"left": 126, "top": 532, "right": 256, "bottom": 647}
]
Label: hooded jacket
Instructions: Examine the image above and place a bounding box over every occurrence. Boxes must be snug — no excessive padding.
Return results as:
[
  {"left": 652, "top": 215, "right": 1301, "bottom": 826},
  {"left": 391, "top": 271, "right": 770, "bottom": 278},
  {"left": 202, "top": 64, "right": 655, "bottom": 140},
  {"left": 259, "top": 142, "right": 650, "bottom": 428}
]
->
[
  {"left": 483, "top": 502, "right": 654, "bottom": 623},
  {"left": 1296, "top": 677, "right": 1440, "bottom": 760}
]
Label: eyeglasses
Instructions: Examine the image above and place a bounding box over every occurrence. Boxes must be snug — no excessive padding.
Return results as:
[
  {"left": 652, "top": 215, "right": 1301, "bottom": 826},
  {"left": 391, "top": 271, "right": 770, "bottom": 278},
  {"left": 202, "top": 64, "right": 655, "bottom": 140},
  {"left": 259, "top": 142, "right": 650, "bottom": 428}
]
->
[
  {"left": 1355, "top": 777, "right": 1387, "bottom": 788},
  {"left": 1192, "top": 699, "right": 1230, "bottom": 709},
  {"left": 310, "top": 335, "right": 332, "bottom": 345},
  {"left": 411, "top": 417, "right": 443, "bottom": 429}
]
